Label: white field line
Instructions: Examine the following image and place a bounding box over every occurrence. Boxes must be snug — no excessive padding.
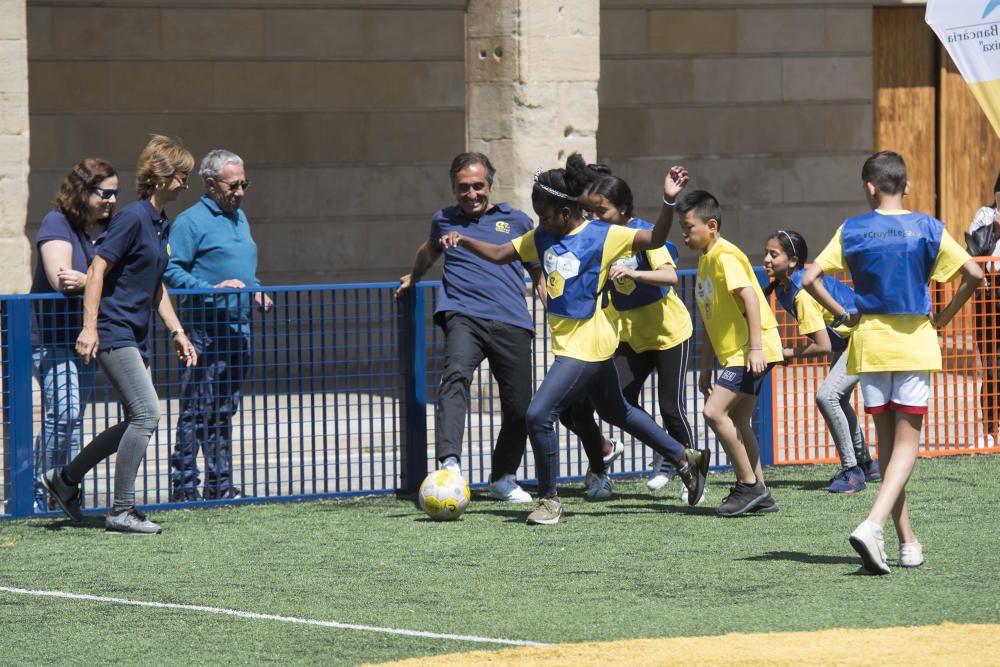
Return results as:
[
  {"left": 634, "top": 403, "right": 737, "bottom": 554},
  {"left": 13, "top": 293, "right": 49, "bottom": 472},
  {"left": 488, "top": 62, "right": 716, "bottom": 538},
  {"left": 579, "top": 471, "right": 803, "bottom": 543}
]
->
[{"left": 0, "top": 586, "right": 550, "bottom": 648}]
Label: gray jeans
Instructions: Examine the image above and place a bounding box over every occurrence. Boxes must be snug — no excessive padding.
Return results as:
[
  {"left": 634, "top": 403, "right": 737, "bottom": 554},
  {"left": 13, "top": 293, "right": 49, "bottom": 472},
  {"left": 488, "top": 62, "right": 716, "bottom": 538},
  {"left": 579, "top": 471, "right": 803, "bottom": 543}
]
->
[
  {"left": 64, "top": 347, "right": 160, "bottom": 510},
  {"left": 815, "top": 348, "right": 869, "bottom": 469}
]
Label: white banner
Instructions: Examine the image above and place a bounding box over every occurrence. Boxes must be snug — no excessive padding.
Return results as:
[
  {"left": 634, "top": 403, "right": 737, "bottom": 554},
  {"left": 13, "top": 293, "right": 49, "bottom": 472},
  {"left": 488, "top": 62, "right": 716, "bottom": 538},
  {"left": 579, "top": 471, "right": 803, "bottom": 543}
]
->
[{"left": 926, "top": 0, "right": 1000, "bottom": 135}]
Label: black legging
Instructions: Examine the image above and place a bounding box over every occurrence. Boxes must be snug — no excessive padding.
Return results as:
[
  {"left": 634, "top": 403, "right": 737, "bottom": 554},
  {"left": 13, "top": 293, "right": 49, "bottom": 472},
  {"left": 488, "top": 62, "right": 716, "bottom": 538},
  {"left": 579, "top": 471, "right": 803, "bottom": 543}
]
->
[{"left": 563, "top": 338, "right": 694, "bottom": 470}]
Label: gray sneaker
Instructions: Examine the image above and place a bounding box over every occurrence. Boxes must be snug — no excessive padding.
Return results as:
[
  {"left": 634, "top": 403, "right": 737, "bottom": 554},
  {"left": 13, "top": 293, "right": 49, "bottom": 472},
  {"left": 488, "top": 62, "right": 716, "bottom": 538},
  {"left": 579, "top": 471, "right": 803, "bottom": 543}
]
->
[
  {"left": 105, "top": 507, "right": 162, "bottom": 535},
  {"left": 585, "top": 472, "right": 613, "bottom": 500},
  {"left": 41, "top": 468, "right": 83, "bottom": 523},
  {"left": 526, "top": 497, "right": 565, "bottom": 525}
]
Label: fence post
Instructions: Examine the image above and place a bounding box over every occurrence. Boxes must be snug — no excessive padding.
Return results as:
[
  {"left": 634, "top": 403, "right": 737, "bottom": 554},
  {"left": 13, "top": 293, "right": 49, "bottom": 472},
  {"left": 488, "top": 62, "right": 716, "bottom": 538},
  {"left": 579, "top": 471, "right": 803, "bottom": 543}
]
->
[
  {"left": 2, "top": 299, "right": 37, "bottom": 517},
  {"left": 397, "top": 286, "right": 428, "bottom": 495},
  {"left": 757, "top": 373, "right": 775, "bottom": 467}
]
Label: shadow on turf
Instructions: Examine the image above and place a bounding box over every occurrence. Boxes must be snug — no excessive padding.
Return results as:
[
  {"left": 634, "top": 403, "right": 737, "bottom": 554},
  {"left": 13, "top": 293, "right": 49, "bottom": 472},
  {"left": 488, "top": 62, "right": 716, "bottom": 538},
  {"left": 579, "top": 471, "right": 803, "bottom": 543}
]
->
[
  {"left": 29, "top": 516, "right": 107, "bottom": 531},
  {"left": 738, "top": 550, "right": 859, "bottom": 566},
  {"left": 764, "top": 478, "right": 833, "bottom": 491}
]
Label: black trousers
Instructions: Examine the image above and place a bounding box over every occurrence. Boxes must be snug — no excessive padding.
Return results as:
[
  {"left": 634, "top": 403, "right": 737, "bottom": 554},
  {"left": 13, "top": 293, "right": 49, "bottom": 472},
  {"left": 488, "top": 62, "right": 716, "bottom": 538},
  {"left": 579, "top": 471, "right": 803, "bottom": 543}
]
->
[{"left": 436, "top": 312, "right": 533, "bottom": 478}]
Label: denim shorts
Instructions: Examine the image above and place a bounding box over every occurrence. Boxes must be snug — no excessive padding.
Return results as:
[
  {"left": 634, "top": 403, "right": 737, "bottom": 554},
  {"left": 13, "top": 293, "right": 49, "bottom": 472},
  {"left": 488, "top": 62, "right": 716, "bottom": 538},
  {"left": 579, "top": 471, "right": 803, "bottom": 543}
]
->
[{"left": 715, "top": 363, "right": 776, "bottom": 396}]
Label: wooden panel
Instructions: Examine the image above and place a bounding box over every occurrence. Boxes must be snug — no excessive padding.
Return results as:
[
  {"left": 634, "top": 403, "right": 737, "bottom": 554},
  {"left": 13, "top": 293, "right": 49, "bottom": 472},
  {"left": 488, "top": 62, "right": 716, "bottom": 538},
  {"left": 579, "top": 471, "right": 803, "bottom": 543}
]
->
[
  {"left": 873, "top": 7, "right": 937, "bottom": 217},
  {"left": 938, "top": 47, "right": 1000, "bottom": 240}
]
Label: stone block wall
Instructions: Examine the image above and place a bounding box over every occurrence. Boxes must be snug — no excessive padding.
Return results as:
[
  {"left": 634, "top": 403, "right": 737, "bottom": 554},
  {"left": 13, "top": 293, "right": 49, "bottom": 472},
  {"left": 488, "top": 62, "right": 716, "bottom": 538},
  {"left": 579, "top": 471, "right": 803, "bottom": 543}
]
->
[
  {"left": 599, "top": 0, "right": 877, "bottom": 267},
  {"left": 0, "top": 0, "right": 30, "bottom": 294},
  {"left": 26, "top": 0, "right": 466, "bottom": 285}
]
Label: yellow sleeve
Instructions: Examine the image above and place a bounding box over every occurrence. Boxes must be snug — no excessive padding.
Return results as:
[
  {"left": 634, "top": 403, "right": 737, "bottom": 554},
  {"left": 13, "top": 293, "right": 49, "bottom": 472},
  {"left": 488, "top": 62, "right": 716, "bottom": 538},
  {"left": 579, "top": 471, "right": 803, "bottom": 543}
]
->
[
  {"left": 645, "top": 245, "right": 674, "bottom": 268},
  {"left": 603, "top": 226, "right": 639, "bottom": 266},
  {"left": 794, "top": 290, "right": 827, "bottom": 336},
  {"left": 814, "top": 227, "right": 846, "bottom": 273},
  {"left": 931, "top": 230, "right": 973, "bottom": 283},
  {"left": 511, "top": 229, "right": 539, "bottom": 264},
  {"left": 720, "top": 254, "right": 752, "bottom": 292}
]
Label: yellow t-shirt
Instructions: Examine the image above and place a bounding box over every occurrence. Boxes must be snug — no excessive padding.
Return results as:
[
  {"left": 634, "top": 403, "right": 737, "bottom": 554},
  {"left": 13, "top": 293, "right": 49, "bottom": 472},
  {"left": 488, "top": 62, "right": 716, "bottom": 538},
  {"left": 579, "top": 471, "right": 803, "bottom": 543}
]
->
[
  {"left": 512, "top": 221, "right": 637, "bottom": 362},
  {"left": 814, "top": 217, "right": 971, "bottom": 373},
  {"left": 609, "top": 245, "right": 693, "bottom": 353},
  {"left": 696, "top": 237, "right": 784, "bottom": 368},
  {"left": 793, "top": 288, "right": 855, "bottom": 340}
]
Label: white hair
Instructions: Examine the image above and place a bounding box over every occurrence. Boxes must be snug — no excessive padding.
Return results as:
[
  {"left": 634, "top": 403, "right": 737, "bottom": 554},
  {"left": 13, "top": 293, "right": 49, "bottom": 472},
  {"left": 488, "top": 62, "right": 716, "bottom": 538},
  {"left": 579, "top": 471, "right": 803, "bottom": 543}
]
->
[{"left": 198, "top": 149, "right": 244, "bottom": 181}]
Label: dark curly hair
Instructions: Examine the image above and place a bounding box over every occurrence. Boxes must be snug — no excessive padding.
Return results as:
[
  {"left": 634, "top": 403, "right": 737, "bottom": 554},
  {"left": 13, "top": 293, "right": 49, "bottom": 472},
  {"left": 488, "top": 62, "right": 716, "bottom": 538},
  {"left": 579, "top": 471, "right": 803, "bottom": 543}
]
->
[
  {"left": 532, "top": 153, "right": 606, "bottom": 212},
  {"left": 52, "top": 158, "right": 118, "bottom": 229}
]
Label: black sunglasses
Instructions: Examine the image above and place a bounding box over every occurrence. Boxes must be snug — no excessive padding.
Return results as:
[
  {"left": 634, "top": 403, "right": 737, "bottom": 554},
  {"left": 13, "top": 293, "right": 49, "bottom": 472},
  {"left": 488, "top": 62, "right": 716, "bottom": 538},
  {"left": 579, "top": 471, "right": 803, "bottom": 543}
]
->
[
  {"left": 218, "top": 180, "right": 250, "bottom": 191},
  {"left": 93, "top": 186, "right": 120, "bottom": 200}
]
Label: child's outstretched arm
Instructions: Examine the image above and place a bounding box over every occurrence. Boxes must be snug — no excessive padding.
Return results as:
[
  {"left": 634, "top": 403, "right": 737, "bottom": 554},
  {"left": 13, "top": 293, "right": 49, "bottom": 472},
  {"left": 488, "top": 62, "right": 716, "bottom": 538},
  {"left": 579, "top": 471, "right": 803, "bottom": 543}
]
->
[
  {"left": 439, "top": 231, "right": 518, "bottom": 264},
  {"left": 784, "top": 329, "right": 832, "bottom": 361},
  {"left": 736, "top": 286, "right": 767, "bottom": 375},
  {"left": 802, "top": 264, "right": 859, "bottom": 327},
  {"left": 608, "top": 262, "right": 677, "bottom": 287},
  {"left": 633, "top": 166, "right": 689, "bottom": 252},
  {"left": 932, "top": 258, "right": 984, "bottom": 328}
]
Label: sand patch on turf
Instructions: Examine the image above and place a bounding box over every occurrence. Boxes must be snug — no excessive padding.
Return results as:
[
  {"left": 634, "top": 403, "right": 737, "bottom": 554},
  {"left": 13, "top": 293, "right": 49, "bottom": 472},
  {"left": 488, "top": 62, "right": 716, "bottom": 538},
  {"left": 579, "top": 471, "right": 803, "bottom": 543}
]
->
[{"left": 366, "top": 622, "right": 1000, "bottom": 666}]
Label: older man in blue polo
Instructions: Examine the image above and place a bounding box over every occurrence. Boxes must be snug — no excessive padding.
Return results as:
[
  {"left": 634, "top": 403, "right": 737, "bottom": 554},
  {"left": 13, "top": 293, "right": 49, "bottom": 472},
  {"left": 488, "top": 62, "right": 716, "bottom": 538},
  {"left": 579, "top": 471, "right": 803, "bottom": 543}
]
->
[{"left": 164, "top": 149, "right": 272, "bottom": 501}]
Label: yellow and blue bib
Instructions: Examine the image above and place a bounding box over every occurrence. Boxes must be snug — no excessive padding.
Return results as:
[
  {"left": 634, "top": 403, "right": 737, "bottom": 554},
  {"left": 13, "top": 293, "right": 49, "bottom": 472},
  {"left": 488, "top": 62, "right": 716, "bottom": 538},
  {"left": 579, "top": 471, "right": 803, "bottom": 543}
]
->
[{"left": 535, "top": 221, "right": 612, "bottom": 320}]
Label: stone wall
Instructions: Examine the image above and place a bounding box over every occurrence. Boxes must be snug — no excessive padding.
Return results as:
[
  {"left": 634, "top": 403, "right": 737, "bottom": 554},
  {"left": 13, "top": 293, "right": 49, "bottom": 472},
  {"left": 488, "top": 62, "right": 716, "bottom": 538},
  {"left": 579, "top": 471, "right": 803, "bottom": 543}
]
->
[
  {"left": 599, "top": 1, "right": 877, "bottom": 267},
  {"left": 0, "top": 0, "right": 30, "bottom": 294},
  {"left": 26, "top": 0, "right": 466, "bottom": 285}
]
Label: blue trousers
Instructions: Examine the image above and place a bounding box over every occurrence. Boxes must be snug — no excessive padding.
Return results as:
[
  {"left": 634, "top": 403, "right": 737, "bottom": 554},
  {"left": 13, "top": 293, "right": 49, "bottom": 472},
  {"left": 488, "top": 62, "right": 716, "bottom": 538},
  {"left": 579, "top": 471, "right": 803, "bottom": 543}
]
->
[
  {"left": 527, "top": 356, "right": 687, "bottom": 498},
  {"left": 170, "top": 327, "right": 250, "bottom": 496},
  {"left": 32, "top": 346, "right": 96, "bottom": 507}
]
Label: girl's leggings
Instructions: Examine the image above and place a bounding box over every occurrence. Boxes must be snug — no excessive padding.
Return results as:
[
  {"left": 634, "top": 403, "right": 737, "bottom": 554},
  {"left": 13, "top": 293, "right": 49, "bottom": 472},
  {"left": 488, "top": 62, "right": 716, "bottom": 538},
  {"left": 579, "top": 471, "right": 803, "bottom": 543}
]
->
[
  {"left": 815, "top": 348, "right": 869, "bottom": 469},
  {"left": 528, "top": 355, "right": 686, "bottom": 498}
]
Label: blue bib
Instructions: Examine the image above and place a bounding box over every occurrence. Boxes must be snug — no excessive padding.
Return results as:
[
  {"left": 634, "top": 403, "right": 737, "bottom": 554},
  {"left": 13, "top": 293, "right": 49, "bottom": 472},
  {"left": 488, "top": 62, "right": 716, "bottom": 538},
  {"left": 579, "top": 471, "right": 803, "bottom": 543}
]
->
[
  {"left": 841, "top": 211, "right": 941, "bottom": 315},
  {"left": 606, "top": 218, "right": 676, "bottom": 312},
  {"left": 774, "top": 269, "right": 855, "bottom": 352},
  {"left": 535, "top": 221, "right": 611, "bottom": 320}
]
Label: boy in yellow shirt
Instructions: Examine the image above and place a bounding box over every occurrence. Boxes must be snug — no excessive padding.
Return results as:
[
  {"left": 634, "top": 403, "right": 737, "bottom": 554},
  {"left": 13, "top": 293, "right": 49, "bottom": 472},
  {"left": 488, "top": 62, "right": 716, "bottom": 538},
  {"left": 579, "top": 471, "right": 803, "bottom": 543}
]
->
[
  {"left": 803, "top": 151, "right": 982, "bottom": 574},
  {"left": 677, "top": 190, "right": 785, "bottom": 516}
]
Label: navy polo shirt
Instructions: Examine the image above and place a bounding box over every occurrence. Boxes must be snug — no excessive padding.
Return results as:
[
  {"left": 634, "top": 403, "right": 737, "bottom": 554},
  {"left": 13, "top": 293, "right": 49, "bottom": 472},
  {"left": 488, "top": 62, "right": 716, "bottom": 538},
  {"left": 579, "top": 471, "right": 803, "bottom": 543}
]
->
[
  {"left": 30, "top": 210, "right": 99, "bottom": 347},
  {"left": 430, "top": 201, "right": 536, "bottom": 332},
  {"left": 95, "top": 199, "right": 170, "bottom": 359}
]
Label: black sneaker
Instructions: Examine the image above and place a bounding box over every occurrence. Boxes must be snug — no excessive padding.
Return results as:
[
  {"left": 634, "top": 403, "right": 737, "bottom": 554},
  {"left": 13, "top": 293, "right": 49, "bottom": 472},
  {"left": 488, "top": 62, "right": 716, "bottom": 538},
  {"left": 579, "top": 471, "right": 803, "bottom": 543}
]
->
[
  {"left": 676, "top": 448, "right": 711, "bottom": 507},
  {"left": 171, "top": 487, "right": 201, "bottom": 502},
  {"left": 717, "top": 479, "right": 771, "bottom": 517},
  {"left": 41, "top": 468, "right": 84, "bottom": 523},
  {"left": 751, "top": 491, "right": 779, "bottom": 513},
  {"left": 204, "top": 487, "right": 248, "bottom": 500}
]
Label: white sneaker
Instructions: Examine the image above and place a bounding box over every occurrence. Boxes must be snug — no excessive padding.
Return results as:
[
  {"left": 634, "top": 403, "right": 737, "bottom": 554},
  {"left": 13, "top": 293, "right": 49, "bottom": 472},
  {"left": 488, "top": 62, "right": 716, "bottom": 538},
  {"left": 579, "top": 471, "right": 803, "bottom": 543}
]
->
[
  {"left": 441, "top": 457, "right": 462, "bottom": 476},
  {"left": 487, "top": 474, "right": 532, "bottom": 503},
  {"left": 585, "top": 473, "right": 613, "bottom": 500},
  {"left": 976, "top": 433, "right": 995, "bottom": 449},
  {"left": 603, "top": 438, "right": 625, "bottom": 468},
  {"left": 680, "top": 483, "right": 708, "bottom": 505},
  {"left": 647, "top": 472, "right": 672, "bottom": 491},
  {"left": 899, "top": 541, "right": 924, "bottom": 568},
  {"left": 849, "top": 520, "right": 890, "bottom": 575},
  {"left": 647, "top": 452, "right": 672, "bottom": 491}
]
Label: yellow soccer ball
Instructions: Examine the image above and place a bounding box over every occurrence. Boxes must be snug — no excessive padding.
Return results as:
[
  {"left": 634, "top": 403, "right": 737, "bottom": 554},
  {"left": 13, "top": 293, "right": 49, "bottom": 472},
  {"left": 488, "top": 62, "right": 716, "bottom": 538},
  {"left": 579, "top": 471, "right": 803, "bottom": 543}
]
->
[{"left": 418, "top": 469, "right": 471, "bottom": 521}]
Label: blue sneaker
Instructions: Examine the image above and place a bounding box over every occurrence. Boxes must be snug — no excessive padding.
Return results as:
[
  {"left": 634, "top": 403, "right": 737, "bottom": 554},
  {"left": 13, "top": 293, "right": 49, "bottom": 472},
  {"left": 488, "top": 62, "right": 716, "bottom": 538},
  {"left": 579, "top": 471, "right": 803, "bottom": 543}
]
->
[
  {"left": 861, "top": 458, "right": 881, "bottom": 482},
  {"left": 828, "top": 466, "right": 866, "bottom": 494}
]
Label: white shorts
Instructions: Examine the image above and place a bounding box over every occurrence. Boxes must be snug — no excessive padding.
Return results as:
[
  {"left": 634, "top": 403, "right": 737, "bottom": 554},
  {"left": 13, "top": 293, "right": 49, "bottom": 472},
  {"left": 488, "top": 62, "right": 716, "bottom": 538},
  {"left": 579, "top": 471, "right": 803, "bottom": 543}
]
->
[{"left": 859, "top": 371, "right": 930, "bottom": 415}]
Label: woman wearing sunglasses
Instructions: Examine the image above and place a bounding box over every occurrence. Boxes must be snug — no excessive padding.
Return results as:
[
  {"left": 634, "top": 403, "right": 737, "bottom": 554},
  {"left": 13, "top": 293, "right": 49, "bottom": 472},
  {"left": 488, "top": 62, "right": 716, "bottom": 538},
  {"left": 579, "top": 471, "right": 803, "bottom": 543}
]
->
[
  {"left": 30, "top": 158, "right": 119, "bottom": 512},
  {"left": 43, "top": 135, "right": 199, "bottom": 534}
]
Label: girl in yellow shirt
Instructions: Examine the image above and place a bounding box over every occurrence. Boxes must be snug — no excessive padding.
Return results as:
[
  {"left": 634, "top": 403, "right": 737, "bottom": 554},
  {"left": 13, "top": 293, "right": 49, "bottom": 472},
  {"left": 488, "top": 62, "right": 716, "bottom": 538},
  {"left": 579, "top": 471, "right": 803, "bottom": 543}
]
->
[{"left": 439, "top": 156, "right": 711, "bottom": 525}]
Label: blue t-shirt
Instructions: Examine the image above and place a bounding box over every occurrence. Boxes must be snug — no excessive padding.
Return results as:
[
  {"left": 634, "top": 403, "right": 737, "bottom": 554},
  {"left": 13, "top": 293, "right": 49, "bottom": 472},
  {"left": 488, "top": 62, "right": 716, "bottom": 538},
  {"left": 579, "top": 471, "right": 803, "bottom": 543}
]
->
[
  {"left": 95, "top": 199, "right": 170, "bottom": 359},
  {"left": 163, "top": 196, "right": 261, "bottom": 334},
  {"left": 430, "top": 202, "right": 536, "bottom": 332},
  {"left": 30, "top": 210, "right": 99, "bottom": 347}
]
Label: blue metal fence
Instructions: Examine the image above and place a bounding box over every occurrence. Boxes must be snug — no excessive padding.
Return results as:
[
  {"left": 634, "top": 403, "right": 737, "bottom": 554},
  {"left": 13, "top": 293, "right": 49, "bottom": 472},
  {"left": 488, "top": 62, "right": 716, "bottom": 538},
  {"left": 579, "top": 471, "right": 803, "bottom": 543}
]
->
[{"left": 1, "top": 270, "right": 771, "bottom": 519}]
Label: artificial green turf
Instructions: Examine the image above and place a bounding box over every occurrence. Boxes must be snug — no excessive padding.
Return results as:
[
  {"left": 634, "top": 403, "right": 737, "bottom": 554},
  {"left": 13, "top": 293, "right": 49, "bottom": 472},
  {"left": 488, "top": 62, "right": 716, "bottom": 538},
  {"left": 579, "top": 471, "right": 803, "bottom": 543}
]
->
[{"left": 1, "top": 455, "right": 998, "bottom": 665}]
